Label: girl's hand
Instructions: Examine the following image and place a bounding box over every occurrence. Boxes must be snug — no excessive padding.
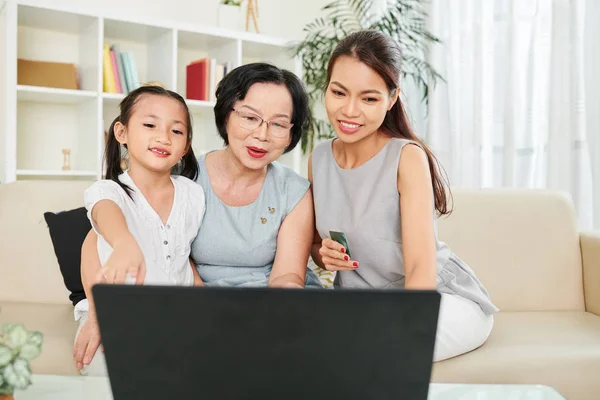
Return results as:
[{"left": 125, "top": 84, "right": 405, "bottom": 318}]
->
[
  {"left": 73, "top": 316, "right": 102, "bottom": 370},
  {"left": 95, "top": 235, "right": 146, "bottom": 284},
  {"left": 319, "top": 238, "right": 359, "bottom": 271}
]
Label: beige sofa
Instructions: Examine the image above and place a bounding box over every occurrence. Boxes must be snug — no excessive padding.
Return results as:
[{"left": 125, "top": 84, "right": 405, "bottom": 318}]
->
[{"left": 1, "top": 181, "right": 599, "bottom": 398}]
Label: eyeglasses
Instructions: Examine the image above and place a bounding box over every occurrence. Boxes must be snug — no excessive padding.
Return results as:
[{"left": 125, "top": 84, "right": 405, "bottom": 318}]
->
[{"left": 232, "top": 108, "right": 293, "bottom": 138}]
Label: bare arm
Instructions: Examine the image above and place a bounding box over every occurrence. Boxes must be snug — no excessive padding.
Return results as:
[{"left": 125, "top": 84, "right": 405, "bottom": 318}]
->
[
  {"left": 80, "top": 230, "right": 101, "bottom": 320},
  {"left": 308, "top": 153, "right": 325, "bottom": 268},
  {"left": 89, "top": 200, "right": 145, "bottom": 284},
  {"left": 269, "top": 189, "right": 314, "bottom": 288},
  {"left": 398, "top": 144, "right": 437, "bottom": 290},
  {"left": 73, "top": 230, "right": 103, "bottom": 370},
  {"left": 190, "top": 258, "right": 205, "bottom": 286},
  {"left": 308, "top": 152, "right": 355, "bottom": 271},
  {"left": 91, "top": 200, "right": 132, "bottom": 247}
]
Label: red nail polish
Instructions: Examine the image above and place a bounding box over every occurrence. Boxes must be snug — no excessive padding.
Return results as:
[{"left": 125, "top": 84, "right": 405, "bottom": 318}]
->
[
  {"left": 341, "top": 248, "right": 345, "bottom": 253},
  {"left": 353, "top": 262, "right": 358, "bottom": 267},
  {"left": 344, "top": 255, "right": 349, "bottom": 261}
]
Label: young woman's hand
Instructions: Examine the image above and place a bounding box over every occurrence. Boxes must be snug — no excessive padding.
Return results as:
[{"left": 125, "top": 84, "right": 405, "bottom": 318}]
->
[
  {"left": 73, "top": 315, "right": 102, "bottom": 370},
  {"left": 319, "top": 238, "right": 359, "bottom": 271},
  {"left": 95, "top": 234, "right": 146, "bottom": 284}
]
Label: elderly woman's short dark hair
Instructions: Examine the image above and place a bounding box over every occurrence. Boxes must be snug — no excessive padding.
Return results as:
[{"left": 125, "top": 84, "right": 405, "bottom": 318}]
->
[{"left": 213, "top": 62, "right": 310, "bottom": 153}]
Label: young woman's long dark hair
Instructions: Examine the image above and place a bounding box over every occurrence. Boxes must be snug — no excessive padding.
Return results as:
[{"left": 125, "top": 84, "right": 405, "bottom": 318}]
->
[
  {"left": 325, "top": 30, "right": 452, "bottom": 215},
  {"left": 104, "top": 85, "right": 199, "bottom": 197}
]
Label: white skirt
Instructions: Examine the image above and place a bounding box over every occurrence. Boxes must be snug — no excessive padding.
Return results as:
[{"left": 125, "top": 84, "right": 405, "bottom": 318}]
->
[{"left": 433, "top": 293, "right": 495, "bottom": 362}]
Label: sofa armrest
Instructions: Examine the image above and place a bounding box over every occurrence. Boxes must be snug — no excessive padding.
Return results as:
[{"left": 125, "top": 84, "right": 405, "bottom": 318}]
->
[{"left": 581, "top": 231, "right": 600, "bottom": 316}]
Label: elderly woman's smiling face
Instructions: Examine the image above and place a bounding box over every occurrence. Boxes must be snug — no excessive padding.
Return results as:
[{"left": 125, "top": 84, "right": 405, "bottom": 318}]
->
[{"left": 226, "top": 82, "right": 294, "bottom": 170}]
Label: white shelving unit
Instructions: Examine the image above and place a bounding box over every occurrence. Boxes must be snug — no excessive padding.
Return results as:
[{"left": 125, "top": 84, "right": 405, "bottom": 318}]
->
[{"left": 0, "top": 0, "right": 303, "bottom": 183}]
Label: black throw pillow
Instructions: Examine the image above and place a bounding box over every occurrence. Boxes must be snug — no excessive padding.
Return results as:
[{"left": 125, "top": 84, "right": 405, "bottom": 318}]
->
[{"left": 44, "top": 207, "right": 91, "bottom": 306}]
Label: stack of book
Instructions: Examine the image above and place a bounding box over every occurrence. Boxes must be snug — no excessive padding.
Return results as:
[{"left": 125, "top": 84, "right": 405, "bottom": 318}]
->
[
  {"left": 186, "top": 58, "right": 231, "bottom": 102},
  {"left": 103, "top": 43, "right": 140, "bottom": 94}
]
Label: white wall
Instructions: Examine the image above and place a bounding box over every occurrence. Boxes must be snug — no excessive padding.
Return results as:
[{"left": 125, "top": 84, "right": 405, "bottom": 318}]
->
[{"left": 19, "top": 0, "right": 327, "bottom": 41}]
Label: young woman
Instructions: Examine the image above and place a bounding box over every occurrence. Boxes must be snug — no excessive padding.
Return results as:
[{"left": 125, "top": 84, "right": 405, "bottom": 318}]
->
[
  {"left": 74, "top": 63, "right": 322, "bottom": 375},
  {"left": 75, "top": 85, "right": 206, "bottom": 375},
  {"left": 310, "top": 31, "right": 498, "bottom": 362}
]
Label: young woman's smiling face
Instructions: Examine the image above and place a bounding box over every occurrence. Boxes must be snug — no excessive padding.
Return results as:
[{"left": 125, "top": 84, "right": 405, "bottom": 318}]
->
[{"left": 325, "top": 55, "right": 398, "bottom": 143}]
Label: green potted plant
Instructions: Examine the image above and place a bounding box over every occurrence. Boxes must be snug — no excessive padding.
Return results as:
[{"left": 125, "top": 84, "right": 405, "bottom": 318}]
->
[
  {"left": 218, "top": 0, "right": 243, "bottom": 31},
  {"left": 293, "top": 0, "right": 443, "bottom": 153},
  {"left": 0, "top": 324, "right": 43, "bottom": 400}
]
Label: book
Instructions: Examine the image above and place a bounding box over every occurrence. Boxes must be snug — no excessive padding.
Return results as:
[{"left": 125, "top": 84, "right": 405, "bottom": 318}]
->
[
  {"left": 126, "top": 52, "right": 140, "bottom": 90},
  {"left": 109, "top": 50, "right": 122, "bottom": 93},
  {"left": 102, "top": 44, "right": 117, "bottom": 93},
  {"left": 186, "top": 58, "right": 209, "bottom": 101},
  {"left": 111, "top": 44, "right": 128, "bottom": 93},
  {"left": 120, "top": 52, "right": 131, "bottom": 92}
]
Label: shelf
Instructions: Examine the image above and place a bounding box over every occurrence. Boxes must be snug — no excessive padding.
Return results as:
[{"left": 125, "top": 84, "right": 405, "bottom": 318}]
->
[
  {"left": 17, "top": 85, "right": 97, "bottom": 104},
  {"left": 18, "top": 4, "right": 97, "bottom": 35},
  {"left": 102, "top": 93, "right": 125, "bottom": 106},
  {"left": 104, "top": 18, "right": 171, "bottom": 43},
  {"left": 16, "top": 170, "right": 98, "bottom": 177},
  {"left": 186, "top": 99, "right": 215, "bottom": 113},
  {"left": 178, "top": 30, "right": 236, "bottom": 51},
  {"left": 4, "top": 3, "right": 303, "bottom": 183},
  {"left": 243, "top": 40, "right": 295, "bottom": 59}
]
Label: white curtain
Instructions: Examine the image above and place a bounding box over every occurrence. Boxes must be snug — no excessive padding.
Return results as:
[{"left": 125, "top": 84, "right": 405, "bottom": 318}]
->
[{"left": 404, "top": 0, "right": 599, "bottom": 229}]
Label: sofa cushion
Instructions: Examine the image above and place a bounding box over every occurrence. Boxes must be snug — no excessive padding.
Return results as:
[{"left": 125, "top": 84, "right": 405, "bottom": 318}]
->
[
  {"left": 44, "top": 207, "right": 91, "bottom": 306},
  {"left": 0, "top": 301, "right": 80, "bottom": 376},
  {"left": 0, "top": 180, "right": 92, "bottom": 304},
  {"left": 431, "top": 311, "right": 600, "bottom": 400},
  {"left": 437, "top": 189, "right": 585, "bottom": 312}
]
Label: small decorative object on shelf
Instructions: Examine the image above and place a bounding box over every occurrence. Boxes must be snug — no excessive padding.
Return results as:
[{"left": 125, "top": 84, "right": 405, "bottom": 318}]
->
[
  {"left": 218, "top": 0, "right": 243, "bottom": 31},
  {"left": 0, "top": 323, "right": 44, "bottom": 399},
  {"left": 245, "top": 0, "right": 260, "bottom": 33},
  {"left": 61, "top": 149, "right": 71, "bottom": 171}
]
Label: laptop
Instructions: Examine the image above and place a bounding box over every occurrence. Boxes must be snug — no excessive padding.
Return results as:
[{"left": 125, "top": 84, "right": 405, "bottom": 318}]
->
[{"left": 92, "top": 285, "right": 440, "bottom": 400}]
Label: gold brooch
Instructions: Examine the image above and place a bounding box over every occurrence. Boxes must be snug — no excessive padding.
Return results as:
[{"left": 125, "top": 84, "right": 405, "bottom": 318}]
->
[{"left": 260, "top": 217, "right": 267, "bottom": 224}]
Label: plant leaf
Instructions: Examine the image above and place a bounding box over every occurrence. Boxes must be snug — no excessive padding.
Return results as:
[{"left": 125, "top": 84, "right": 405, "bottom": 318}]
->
[
  {"left": 7, "top": 325, "right": 27, "bottom": 348},
  {"left": 3, "top": 360, "right": 31, "bottom": 390},
  {"left": 3, "top": 358, "right": 31, "bottom": 390},
  {"left": 1, "top": 324, "right": 17, "bottom": 336},
  {"left": 18, "top": 344, "right": 41, "bottom": 361},
  {"left": 25, "top": 332, "right": 43, "bottom": 348},
  {"left": 0, "top": 346, "right": 12, "bottom": 367}
]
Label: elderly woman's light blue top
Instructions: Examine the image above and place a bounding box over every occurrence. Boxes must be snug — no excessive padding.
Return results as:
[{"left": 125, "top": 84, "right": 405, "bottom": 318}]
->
[{"left": 191, "top": 154, "right": 322, "bottom": 288}]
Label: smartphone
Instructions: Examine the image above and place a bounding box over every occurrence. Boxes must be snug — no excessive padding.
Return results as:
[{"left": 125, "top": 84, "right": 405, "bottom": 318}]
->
[{"left": 329, "top": 231, "right": 351, "bottom": 258}]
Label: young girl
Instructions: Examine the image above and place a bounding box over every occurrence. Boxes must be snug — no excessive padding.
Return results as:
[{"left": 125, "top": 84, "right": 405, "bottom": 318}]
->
[
  {"left": 310, "top": 30, "right": 498, "bottom": 362},
  {"left": 73, "top": 85, "right": 206, "bottom": 375}
]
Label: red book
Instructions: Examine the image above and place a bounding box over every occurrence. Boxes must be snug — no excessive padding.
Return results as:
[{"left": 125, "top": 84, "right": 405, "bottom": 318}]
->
[{"left": 186, "top": 58, "right": 209, "bottom": 101}]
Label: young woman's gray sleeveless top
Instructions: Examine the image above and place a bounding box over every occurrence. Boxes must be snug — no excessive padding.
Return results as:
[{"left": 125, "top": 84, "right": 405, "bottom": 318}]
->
[{"left": 312, "top": 138, "right": 498, "bottom": 314}]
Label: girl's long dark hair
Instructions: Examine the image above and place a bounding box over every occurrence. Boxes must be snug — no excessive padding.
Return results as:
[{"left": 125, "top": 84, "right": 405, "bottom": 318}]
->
[
  {"left": 104, "top": 85, "right": 199, "bottom": 197},
  {"left": 326, "top": 30, "right": 452, "bottom": 216}
]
